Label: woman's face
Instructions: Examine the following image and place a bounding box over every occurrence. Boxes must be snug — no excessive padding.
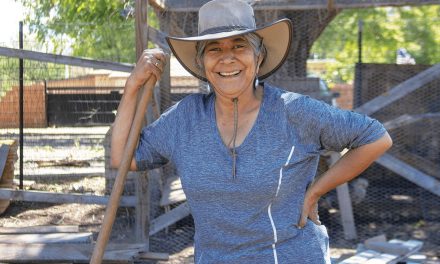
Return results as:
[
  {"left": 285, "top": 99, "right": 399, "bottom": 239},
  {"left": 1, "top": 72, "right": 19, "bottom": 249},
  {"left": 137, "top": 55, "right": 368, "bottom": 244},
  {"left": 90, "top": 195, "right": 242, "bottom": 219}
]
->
[{"left": 203, "top": 36, "right": 260, "bottom": 98}]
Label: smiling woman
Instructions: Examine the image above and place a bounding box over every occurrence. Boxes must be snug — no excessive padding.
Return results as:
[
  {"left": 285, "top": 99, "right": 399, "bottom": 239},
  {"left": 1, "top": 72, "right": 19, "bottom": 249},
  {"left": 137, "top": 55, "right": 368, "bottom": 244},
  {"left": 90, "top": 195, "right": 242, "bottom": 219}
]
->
[{"left": 111, "top": 0, "right": 392, "bottom": 263}]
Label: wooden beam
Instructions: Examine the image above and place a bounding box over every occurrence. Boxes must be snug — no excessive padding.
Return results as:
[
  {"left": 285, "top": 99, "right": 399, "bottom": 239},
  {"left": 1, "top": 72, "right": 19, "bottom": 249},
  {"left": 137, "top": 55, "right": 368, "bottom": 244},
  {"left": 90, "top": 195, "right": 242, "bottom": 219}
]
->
[
  {"left": 0, "top": 233, "right": 93, "bottom": 244},
  {"left": 0, "top": 145, "right": 10, "bottom": 177},
  {"left": 355, "top": 63, "right": 440, "bottom": 115},
  {"left": 136, "top": 0, "right": 149, "bottom": 59},
  {"left": 137, "top": 251, "right": 169, "bottom": 261},
  {"left": 148, "top": 26, "right": 171, "bottom": 53},
  {"left": 0, "top": 188, "right": 137, "bottom": 207},
  {"left": 0, "top": 225, "right": 79, "bottom": 234},
  {"left": 327, "top": 0, "right": 336, "bottom": 11},
  {"left": 149, "top": 202, "right": 190, "bottom": 236},
  {"left": 327, "top": 151, "right": 357, "bottom": 240},
  {"left": 0, "top": 243, "right": 148, "bottom": 263},
  {"left": 159, "top": 176, "right": 186, "bottom": 207},
  {"left": 149, "top": 0, "right": 440, "bottom": 11},
  {"left": 0, "top": 47, "right": 134, "bottom": 72},
  {"left": 134, "top": 0, "right": 151, "bottom": 248},
  {"left": 392, "top": 147, "right": 440, "bottom": 179},
  {"left": 383, "top": 112, "right": 440, "bottom": 131},
  {"left": 135, "top": 174, "right": 150, "bottom": 244},
  {"left": 376, "top": 153, "right": 440, "bottom": 197}
]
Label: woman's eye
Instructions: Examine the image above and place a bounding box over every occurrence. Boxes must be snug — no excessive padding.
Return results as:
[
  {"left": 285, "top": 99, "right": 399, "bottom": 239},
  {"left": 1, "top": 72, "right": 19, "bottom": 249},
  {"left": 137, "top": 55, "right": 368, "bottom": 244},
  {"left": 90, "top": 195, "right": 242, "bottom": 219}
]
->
[
  {"left": 234, "top": 44, "right": 245, "bottom": 49},
  {"left": 208, "top": 47, "right": 221, "bottom": 52}
]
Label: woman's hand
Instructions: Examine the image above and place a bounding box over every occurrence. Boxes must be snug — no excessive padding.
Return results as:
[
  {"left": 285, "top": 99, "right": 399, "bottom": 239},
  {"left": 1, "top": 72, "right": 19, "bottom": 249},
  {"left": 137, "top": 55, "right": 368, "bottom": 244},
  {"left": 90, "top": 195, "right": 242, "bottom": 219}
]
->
[
  {"left": 126, "top": 48, "right": 168, "bottom": 95},
  {"left": 297, "top": 185, "right": 321, "bottom": 228}
]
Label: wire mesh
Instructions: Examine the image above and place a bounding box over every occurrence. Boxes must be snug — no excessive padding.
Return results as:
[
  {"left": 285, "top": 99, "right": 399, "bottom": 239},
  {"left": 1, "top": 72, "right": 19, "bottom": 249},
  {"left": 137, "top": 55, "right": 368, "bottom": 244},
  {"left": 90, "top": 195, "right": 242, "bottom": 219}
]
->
[{"left": 152, "top": 5, "right": 440, "bottom": 259}]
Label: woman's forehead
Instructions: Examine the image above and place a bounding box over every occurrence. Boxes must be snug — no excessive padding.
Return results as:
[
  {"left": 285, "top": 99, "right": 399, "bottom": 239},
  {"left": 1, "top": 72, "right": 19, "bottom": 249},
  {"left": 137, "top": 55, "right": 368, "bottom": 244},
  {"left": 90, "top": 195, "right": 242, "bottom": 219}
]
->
[{"left": 205, "top": 36, "right": 248, "bottom": 46}]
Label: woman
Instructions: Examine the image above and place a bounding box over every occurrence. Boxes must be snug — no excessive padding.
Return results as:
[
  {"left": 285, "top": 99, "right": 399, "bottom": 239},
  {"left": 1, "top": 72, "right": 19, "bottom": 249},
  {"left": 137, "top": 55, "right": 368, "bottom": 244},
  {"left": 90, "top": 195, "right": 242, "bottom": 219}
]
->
[{"left": 111, "top": 0, "right": 393, "bottom": 263}]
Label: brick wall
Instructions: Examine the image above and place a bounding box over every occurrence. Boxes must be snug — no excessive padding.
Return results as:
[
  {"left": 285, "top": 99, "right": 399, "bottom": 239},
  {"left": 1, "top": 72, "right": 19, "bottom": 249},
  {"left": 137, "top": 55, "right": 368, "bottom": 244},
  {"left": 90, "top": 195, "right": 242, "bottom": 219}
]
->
[
  {"left": 332, "top": 83, "right": 353, "bottom": 110},
  {"left": 0, "top": 83, "right": 47, "bottom": 128}
]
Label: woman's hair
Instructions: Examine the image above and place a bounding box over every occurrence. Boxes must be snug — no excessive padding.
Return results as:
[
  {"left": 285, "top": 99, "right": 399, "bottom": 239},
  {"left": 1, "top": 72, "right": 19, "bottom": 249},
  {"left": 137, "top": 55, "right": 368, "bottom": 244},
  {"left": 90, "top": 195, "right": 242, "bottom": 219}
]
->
[{"left": 195, "top": 32, "right": 267, "bottom": 74}]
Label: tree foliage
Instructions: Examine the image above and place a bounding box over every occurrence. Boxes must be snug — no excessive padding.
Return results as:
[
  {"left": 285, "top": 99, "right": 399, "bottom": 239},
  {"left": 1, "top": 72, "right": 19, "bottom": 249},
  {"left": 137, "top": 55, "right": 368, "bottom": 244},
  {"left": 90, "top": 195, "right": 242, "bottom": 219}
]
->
[
  {"left": 20, "top": 0, "right": 158, "bottom": 63},
  {"left": 311, "top": 5, "right": 440, "bottom": 84},
  {"left": 19, "top": 1, "right": 439, "bottom": 83}
]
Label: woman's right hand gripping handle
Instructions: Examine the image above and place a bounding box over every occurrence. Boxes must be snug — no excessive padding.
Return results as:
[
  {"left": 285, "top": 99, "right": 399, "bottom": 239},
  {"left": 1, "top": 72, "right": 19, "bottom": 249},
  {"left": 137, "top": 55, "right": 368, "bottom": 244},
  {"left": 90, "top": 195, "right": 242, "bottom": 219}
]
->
[{"left": 110, "top": 48, "right": 168, "bottom": 170}]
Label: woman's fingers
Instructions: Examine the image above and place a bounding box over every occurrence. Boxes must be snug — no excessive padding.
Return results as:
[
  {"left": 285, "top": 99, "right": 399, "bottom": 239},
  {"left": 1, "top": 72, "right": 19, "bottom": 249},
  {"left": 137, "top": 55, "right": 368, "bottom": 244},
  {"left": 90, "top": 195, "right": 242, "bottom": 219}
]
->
[
  {"left": 297, "top": 209, "right": 308, "bottom": 229},
  {"left": 131, "top": 49, "right": 168, "bottom": 88},
  {"left": 296, "top": 197, "right": 321, "bottom": 229},
  {"left": 308, "top": 203, "right": 321, "bottom": 225}
]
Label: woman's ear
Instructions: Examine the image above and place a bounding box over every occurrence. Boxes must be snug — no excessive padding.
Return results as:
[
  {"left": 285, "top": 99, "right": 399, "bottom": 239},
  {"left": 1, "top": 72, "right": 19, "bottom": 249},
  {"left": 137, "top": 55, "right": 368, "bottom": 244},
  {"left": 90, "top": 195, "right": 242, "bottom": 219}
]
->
[
  {"left": 255, "top": 55, "right": 264, "bottom": 74},
  {"left": 257, "top": 54, "right": 264, "bottom": 67},
  {"left": 195, "top": 57, "right": 203, "bottom": 69}
]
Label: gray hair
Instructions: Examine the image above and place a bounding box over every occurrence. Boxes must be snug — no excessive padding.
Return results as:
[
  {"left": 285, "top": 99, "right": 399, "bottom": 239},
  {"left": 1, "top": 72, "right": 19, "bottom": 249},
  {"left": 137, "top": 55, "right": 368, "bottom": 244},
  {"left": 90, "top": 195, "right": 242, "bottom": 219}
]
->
[{"left": 195, "top": 33, "right": 267, "bottom": 74}]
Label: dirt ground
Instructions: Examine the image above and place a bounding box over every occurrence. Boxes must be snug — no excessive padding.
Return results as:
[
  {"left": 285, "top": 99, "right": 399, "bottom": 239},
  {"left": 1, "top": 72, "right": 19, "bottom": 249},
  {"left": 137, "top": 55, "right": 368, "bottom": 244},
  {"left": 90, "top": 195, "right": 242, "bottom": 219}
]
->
[
  {"left": 1, "top": 176, "right": 440, "bottom": 263},
  {"left": 0, "top": 127, "right": 439, "bottom": 263}
]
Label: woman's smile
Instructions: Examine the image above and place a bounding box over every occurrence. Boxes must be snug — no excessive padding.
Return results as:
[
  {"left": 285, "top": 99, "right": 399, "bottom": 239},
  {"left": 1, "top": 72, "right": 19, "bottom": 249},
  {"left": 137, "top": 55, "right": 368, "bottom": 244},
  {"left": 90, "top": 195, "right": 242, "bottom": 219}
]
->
[{"left": 218, "top": 70, "right": 241, "bottom": 77}]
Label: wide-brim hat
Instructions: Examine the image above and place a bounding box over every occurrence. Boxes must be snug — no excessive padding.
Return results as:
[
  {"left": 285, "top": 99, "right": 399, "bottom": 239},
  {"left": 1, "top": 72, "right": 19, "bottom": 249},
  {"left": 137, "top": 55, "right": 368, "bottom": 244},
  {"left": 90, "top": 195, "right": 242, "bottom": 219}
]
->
[{"left": 166, "top": 0, "right": 292, "bottom": 82}]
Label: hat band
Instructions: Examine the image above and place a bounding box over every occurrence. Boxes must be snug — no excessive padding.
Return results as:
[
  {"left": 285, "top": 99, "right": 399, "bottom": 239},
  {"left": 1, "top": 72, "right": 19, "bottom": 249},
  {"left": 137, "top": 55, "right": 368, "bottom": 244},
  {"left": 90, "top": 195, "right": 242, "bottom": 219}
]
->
[{"left": 199, "top": 25, "right": 252, "bottom": 36}]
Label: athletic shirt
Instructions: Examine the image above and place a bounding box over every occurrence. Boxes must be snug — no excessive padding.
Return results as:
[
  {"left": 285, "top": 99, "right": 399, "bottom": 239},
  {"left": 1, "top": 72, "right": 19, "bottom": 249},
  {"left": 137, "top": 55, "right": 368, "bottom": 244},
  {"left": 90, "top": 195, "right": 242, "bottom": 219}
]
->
[{"left": 136, "top": 84, "right": 386, "bottom": 264}]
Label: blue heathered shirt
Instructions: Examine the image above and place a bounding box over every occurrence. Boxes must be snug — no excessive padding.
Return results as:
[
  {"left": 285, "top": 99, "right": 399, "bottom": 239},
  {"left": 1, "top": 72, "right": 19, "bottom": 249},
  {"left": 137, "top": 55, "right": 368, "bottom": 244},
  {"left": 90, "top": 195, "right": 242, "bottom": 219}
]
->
[{"left": 136, "top": 84, "right": 386, "bottom": 264}]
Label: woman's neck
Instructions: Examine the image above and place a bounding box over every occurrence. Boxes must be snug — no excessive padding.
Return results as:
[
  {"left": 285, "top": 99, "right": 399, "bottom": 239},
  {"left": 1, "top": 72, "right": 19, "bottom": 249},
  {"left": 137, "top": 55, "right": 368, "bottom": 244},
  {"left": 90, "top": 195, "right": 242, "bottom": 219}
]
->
[{"left": 214, "top": 84, "right": 263, "bottom": 117}]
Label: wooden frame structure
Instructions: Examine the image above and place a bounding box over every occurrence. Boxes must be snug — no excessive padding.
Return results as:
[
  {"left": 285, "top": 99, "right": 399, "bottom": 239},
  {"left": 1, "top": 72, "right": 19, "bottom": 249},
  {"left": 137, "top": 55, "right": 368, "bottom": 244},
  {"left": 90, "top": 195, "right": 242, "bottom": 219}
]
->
[
  {"left": 1, "top": 0, "right": 439, "bottom": 261},
  {"left": 149, "top": 0, "right": 440, "bottom": 11}
]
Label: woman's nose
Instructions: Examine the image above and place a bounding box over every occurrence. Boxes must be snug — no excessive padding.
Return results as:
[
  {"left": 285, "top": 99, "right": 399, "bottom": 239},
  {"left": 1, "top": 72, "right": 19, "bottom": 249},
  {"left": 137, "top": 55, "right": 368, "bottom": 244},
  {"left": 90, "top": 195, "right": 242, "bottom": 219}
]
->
[{"left": 220, "top": 49, "right": 235, "bottom": 63}]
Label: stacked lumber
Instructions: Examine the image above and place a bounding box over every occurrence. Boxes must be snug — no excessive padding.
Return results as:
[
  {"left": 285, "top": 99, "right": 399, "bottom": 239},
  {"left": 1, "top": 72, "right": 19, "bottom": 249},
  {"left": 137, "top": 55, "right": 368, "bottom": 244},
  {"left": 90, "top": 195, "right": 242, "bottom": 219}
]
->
[
  {"left": 0, "top": 225, "right": 169, "bottom": 263},
  {"left": 0, "top": 140, "right": 18, "bottom": 214},
  {"left": 339, "top": 235, "right": 425, "bottom": 264}
]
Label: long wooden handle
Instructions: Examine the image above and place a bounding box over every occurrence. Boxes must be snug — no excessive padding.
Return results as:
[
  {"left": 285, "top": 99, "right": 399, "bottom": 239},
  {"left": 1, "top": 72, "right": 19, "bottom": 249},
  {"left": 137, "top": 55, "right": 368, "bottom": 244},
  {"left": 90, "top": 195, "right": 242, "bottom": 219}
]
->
[{"left": 90, "top": 76, "right": 157, "bottom": 264}]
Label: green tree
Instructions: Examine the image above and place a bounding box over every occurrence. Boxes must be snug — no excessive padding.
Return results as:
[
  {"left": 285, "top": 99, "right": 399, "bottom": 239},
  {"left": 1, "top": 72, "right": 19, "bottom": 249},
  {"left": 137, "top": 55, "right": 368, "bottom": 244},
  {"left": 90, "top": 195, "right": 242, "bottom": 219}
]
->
[
  {"left": 311, "top": 5, "right": 440, "bottom": 84},
  {"left": 20, "top": 0, "right": 159, "bottom": 63}
]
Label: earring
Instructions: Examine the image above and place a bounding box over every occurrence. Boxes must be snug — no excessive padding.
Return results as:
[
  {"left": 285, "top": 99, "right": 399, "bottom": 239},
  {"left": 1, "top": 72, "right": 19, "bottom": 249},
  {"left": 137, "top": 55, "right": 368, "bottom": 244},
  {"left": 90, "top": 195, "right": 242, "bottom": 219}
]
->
[{"left": 254, "top": 78, "right": 259, "bottom": 88}]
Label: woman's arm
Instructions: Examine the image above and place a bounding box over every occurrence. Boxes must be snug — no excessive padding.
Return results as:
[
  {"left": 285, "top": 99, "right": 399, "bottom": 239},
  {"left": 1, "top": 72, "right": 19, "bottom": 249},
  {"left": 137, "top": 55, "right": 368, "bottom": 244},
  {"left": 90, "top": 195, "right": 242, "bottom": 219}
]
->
[
  {"left": 110, "top": 49, "right": 167, "bottom": 170},
  {"left": 297, "top": 132, "right": 393, "bottom": 228}
]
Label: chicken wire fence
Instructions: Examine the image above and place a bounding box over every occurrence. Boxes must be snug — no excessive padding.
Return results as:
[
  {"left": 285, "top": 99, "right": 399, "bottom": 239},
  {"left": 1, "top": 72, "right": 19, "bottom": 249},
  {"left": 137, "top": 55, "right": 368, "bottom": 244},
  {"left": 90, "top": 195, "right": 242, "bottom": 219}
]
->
[{"left": 0, "top": 5, "right": 439, "bottom": 259}]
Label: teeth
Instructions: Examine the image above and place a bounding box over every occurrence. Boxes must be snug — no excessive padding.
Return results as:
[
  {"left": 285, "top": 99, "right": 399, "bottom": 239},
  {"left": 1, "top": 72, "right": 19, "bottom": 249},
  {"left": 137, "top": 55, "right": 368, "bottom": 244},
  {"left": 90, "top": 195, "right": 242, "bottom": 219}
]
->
[{"left": 219, "top": 70, "right": 240, "bottom": 76}]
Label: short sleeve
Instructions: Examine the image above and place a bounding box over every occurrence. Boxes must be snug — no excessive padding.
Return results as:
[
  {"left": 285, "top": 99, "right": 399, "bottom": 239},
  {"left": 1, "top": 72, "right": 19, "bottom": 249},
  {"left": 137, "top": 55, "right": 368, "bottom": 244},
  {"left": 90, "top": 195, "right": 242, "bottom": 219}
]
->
[
  {"left": 289, "top": 96, "right": 387, "bottom": 152},
  {"left": 135, "top": 102, "right": 181, "bottom": 171}
]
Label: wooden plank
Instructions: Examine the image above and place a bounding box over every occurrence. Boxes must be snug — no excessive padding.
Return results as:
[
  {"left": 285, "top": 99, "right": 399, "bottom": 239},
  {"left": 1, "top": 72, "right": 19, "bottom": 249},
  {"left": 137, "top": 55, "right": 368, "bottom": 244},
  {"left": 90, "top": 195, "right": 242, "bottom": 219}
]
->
[
  {"left": 0, "top": 233, "right": 92, "bottom": 244},
  {"left": 327, "top": 151, "right": 357, "bottom": 240},
  {"left": 0, "top": 145, "right": 10, "bottom": 178},
  {"left": 12, "top": 179, "right": 35, "bottom": 187},
  {"left": 383, "top": 113, "right": 440, "bottom": 131},
  {"left": 340, "top": 239, "right": 423, "bottom": 264},
  {"left": 148, "top": 26, "right": 170, "bottom": 53},
  {"left": 134, "top": 0, "right": 151, "bottom": 247},
  {"left": 367, "top": 240, "right": 423, "bottom": 264},
  {"left": 355, "top": 63, "right": 440, "bottom": 115},
  {"left": 340, "top": 249, "right": 382, "bottom": 263},
  {"left": 137, "top": 252, "right": 169, "bottom": 261},
  {"left": 0, "top": 243, "right": 147, "bottom": 263},
  {"left": 160, "top": 176, "right": 187, "bottom": 207},
  {"left": 135, "top": 173, "right": 150, "bottom": 244},
  {"left": 376, "top": 154, "right": 440, "bottom": 197},
  {"left": 0, "top": 47, "right": 134, "bottom": 72},
  {"left": 0, "top": 188, "right": 137, "bottom": 207},
  {"left": 150, "top": 0, "right": 440, "bottom": 11},
  {"left": 392, "top": 147, "right": 440, "bottom": 179},
  {"left": 149, "top": 202, "right": 190, "bottom": 236},
  {"left": 0, "top": 225, "right": 79, "bottom": 234}
]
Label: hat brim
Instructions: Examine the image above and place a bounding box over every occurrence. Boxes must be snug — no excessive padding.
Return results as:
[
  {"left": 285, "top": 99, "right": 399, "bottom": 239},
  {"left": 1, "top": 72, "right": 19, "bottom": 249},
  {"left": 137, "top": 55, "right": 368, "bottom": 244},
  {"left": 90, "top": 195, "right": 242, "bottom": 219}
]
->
[{"left": 166, "top": 18, "right": 292, "bottom": 82}]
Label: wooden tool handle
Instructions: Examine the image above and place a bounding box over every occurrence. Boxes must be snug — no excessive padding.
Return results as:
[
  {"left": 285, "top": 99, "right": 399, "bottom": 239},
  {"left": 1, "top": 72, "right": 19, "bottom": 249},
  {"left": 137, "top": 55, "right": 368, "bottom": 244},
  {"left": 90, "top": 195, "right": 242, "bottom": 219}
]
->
[{"left": 90, "top": 76, "right": 157, "bottom": 264}]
